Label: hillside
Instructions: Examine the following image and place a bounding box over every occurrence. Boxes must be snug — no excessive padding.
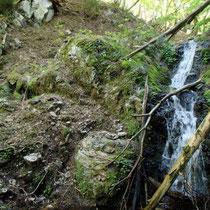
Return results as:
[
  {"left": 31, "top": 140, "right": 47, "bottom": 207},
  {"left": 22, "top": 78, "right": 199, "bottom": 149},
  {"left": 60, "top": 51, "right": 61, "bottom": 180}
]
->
[{"left": 0, "top": 1, "right": 209, "bottom": 210}]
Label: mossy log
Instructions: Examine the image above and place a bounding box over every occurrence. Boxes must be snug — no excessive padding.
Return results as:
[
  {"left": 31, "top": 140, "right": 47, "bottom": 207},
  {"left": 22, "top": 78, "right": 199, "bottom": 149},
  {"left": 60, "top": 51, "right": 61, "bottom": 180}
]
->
[{"left": 144, "top": 111, "right": 210, "bottom": 210}]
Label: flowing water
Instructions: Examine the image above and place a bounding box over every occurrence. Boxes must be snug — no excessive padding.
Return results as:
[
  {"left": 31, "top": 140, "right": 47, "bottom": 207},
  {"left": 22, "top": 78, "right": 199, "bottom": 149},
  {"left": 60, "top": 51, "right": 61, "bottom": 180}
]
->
[{"left": 161, "top": 40, "right": 208, "bottom": 197}]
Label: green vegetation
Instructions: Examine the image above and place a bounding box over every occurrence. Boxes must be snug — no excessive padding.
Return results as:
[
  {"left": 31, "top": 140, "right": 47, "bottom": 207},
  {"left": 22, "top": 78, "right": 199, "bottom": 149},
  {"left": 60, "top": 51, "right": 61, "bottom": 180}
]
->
[
  {"left": 0, "top": 0, "right": 14, "bottom": 14},
  {"left": 160, "top": 42, "right": 177, "bottom": 67},
  {"left": 204, "top": 90, "right": 210, "bottom": 106},
  {"left": 76, "top": 163, "right": 90, "bottom": 196},
  {"left": 0, "top": 148, "right": 13, "bottom": 166},
  {"left": 114, "top": 151, "right": 134, "bottom": 178},
  {"left": 201, "top": 48, "right": 210, "bottom": 64},
  {"left": 0, "top": 82, "right": 10, "bottom": 99},
  {"left": 43, "top": 185, "right": 53, "bottom": 195},
  {"left": 81, "top": 0, "right": 100, "bottom": 18}
]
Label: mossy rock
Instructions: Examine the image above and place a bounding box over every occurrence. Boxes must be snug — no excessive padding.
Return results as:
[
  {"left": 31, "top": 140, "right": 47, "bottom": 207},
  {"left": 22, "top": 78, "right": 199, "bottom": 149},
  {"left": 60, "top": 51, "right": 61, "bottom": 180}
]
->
[
  {"left": 7, "top": 68, "right": 74, "bottom": 98},
  {"left": 7, "top": 70, "right": 27, "bottom": 99},
  {"left": 60, "top": 34, "right": 124, "bottom": 88},
  {"left": 75, "top": 131, "right": 136, "bottom": 205},
  {"left": 26, "top": 69, "right": 73, "bottom": 97}
]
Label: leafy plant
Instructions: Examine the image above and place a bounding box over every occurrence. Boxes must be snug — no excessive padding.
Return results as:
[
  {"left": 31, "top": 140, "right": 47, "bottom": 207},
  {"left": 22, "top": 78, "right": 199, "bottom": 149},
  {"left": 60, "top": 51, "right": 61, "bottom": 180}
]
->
[
  {"left": 201, "top": 48, "right": 210, "bottom": 64},
  {"left": 204, "top": 90, "right": 210, "bottom": 106},
  {"left": 161, "top": 43, "right": 177, "bottom": 67},
  {"left": 0, "top": 0, "right": 14, "bottom": 14}
]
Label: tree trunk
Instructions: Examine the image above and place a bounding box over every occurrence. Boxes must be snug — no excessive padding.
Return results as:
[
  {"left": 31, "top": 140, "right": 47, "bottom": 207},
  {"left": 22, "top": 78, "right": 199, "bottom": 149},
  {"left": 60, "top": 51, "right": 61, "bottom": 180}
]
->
[
  {"left": 143, "top": 111, "right": 210, "bottom": 210},
  {"left": 121, "top": 0, "right": 210, "bottom": 60}
]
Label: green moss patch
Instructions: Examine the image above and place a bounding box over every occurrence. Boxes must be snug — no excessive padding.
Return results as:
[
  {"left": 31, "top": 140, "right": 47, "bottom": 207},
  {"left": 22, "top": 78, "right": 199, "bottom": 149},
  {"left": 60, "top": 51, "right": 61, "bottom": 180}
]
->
[{"left": 204, "top": 90, "right": 210, "bottom": 106}]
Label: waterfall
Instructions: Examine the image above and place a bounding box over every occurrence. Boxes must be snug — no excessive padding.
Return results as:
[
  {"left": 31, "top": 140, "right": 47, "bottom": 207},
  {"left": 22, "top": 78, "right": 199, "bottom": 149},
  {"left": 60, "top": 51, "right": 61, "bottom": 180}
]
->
[{"left": 161, "top": 40, "right": 208, "bottom": 197}]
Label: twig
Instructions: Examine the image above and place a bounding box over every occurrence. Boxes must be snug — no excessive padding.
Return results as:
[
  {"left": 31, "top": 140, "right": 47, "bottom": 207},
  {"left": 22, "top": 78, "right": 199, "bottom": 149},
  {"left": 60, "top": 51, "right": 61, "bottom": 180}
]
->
[{"left": 29, "top": 170, "right": 48, "bottom": 195}]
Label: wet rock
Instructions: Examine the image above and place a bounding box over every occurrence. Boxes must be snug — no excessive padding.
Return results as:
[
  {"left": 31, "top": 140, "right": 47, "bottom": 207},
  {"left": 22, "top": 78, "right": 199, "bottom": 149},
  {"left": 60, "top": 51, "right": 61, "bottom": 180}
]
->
[{"left": 24, "top": 153, "right": 42, "bottom": 163}]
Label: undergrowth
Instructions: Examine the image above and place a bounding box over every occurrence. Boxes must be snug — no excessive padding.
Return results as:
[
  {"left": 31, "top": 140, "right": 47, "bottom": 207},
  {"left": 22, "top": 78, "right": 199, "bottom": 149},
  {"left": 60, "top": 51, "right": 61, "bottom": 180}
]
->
[{"left": 0, "top": 0, "right": 14, "bottom": 14}]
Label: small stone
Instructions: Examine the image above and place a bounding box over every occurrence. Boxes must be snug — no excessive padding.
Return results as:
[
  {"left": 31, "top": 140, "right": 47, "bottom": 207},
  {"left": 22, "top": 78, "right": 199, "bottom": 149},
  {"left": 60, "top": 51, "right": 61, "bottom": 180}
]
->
[
  {"left": 117, "top": 132, "right": 127, "bottom": 137},
  {"left": 53, "top": 101, "right": 63, "bottom": 107},
  {"left": 24, "top": 153, "right": 41, "bottom": 163},
  {"left": 30, "top": 98, "right": 41, "bottom": 104},
  {"left": 50, "top": 111, "right": 57, "bottom": 118},
  {"left": 14, "top": 38, "right": 22, "bottom": 48},
  {"left": 55, "top": 107, "right": 60, "bottom": 114},
  {"left": 1, "top": 188, "right": 8, "bottom": 194},
  {"left": 65, "top": 29, "right": 72, "bottom": 35}
]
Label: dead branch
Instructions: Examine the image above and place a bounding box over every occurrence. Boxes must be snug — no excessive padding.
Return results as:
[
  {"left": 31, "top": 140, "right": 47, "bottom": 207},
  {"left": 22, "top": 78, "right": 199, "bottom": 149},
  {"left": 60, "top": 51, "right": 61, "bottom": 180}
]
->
[
  {"left": 144, "top": 111, "right": 210, "bottom": 210},
  {"left": 148, "top": 177, "right": 186, "bottom": 200},
  {"left": 121, "top": 0, "right": 210, "bottom": 60}
]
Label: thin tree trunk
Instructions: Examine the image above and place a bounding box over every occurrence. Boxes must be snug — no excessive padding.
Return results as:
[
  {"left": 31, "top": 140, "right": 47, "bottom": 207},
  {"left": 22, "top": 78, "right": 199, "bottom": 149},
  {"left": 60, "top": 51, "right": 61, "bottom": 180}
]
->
[
  {"left": 121, "top": 0, "right": 210, "bottom": 60},
  {"left": 143, "top": 111, "right": 210, "bottom": 210},
  {"left": 127, "top": 0, "right": 139, "bottom": 12}
]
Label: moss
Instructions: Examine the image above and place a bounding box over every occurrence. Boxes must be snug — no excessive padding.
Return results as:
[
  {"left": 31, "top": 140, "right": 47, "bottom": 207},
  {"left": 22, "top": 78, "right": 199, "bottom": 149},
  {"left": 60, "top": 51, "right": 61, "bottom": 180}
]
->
[
  {"left": 104, "top": 171, "right": 117, "bottom": 194},
  {"left": 202, "top": 69, "right": 210, "bottom": 85},
  {"left": 7, "top": 71, "right": 22, "bottom": 86},
  {"left": 0, "top": 148, "right": 13, "bottom": 166},
  {"left": 7, "top": 71, "right": 27, "bottom": 98},
  {"left": 204, "top": 90, "right": 210, "bottom": 106},
  {"left": 201, "top": 48, "right": 210, "bottom": 64},
  {"left": 148, "top": 64, "right": 169, "bottom": 92},
  {"left": 26, "top": 70, "right": 73, "bottom": 98},
  {"left": 76, "top": 163, "right": 90, "bottom": 196},
  {"left": 0, "top": 82, "right": 10, "bottom": 98},
  {"left": 124, "top": 118, "right": 140, "bottom": 137},
  {"left": 26, "top": 129, "right": 37, "bottom": 139}
]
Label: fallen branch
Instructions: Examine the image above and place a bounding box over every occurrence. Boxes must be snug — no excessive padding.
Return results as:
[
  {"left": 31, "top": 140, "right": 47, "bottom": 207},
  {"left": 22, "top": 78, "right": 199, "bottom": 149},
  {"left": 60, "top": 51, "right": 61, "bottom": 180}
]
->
[
  {"left": 121, "top": 0, "right": 210, "bottom": 60},
  {"left": 144, "top": 111, "right": 210, "bottom": 210},
  {"left": 148, "top": 177, "right": 186, "bottom": 200}
]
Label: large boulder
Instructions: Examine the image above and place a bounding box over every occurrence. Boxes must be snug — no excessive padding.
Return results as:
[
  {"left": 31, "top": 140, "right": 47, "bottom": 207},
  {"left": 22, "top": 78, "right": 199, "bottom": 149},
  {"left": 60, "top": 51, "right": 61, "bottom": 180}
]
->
[
  {"left": 75, "top": 131, "right": 136, "bottom": 205},
  {"left": 18, "top": 0, "right": 54, "bottom": 23}
]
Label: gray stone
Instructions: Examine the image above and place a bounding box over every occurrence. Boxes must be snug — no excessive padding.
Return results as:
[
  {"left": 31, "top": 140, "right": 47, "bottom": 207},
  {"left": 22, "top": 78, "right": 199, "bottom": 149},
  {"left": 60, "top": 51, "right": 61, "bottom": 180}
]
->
[
  {"left": 24, "top": 153, "right": 41, "bottom": 163},
  {"left": 32, "top": 0, "right": 54, "bottom": 22},
  {"left": 14, "top": 38, "right": 22, "bottom": 48},
  {"left": 44, "top": 9, "right": 54, "bottom": 22},
  {"left": 118, "top": 132, "right": 127, "bottom": 137},
  {"left": 50, "top": 111, "right": 57, "bottom": 118},
  {"left": 30, "top": 98, "right": 41, "bottom": 104},
  {"left": 13, "top": 12, "right": 27, "bottom": 27},
  {"left": 19, "top": 0, "right": 33, "bottom": 18}
]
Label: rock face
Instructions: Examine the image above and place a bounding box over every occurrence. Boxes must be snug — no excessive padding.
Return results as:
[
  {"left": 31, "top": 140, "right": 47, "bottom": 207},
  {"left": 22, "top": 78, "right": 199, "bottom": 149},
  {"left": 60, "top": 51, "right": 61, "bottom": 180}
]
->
[
  {"left": 18, "top": 0, "right": 54, "bottom": 23},
  {"left": 75, "top": 131, "right": 136, "bottom": 205}
]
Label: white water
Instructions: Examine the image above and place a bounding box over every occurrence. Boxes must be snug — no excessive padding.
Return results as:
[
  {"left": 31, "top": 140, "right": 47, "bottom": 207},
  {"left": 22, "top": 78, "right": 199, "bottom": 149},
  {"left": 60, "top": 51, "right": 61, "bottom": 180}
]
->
[{"left": 162, "top": 41, "right": 208, "bottom": 196}]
